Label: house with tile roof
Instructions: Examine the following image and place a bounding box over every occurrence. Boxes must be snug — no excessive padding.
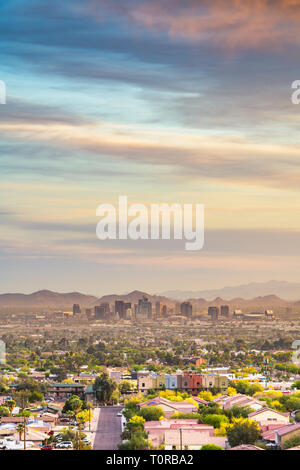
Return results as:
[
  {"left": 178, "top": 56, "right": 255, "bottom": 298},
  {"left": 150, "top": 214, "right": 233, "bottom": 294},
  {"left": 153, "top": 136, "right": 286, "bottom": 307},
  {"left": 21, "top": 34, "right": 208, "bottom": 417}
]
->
[
  {"left": 138, "top": 397, "right": 198, "bottom": 418},
  {"left": 145, "top": 419, "right": 214, "bottom": 448},
  {"left": 223, "top": 394, "right": 264, "bottom": 411},
  {"left": 275, "top": 422, "right": 300, "bottom": 449},
  {"left": 164, "top": 428, "right": 227, "bottom": 450},
  {"left": 248, "top": 407, "right": 290, "bottom": 427},
  {"left": 228, "top": 444, "right": 264, "bottom": 450}
]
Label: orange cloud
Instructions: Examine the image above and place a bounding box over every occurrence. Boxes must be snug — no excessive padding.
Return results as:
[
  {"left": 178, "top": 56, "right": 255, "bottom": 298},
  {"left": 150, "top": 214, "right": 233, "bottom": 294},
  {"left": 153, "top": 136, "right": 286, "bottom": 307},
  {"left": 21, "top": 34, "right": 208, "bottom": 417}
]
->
[
  {"left": 136, "top": 0, "right": 300, "bottom": 51},
  {"left": 87, "top": 0, "right": 300, "bottom": 52}
]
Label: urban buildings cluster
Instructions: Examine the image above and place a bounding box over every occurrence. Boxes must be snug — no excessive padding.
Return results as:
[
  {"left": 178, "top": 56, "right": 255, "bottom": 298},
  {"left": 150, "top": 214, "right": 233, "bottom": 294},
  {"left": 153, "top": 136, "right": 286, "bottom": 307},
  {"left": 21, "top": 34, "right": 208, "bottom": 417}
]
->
[
  {"left": 75, "top": 297, "right": 194, "bottom": 322},
  {"left": 72, "top": 297, "right": 275, "bottom": 323}
]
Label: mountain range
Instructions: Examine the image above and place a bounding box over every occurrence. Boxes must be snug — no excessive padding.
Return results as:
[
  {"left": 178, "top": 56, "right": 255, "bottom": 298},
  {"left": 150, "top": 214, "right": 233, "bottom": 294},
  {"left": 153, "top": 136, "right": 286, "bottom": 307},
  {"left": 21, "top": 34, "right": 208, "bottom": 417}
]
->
[
  {"left": 160, "top": 280, "right": 300, "bottom": 301},
  {"left": 0, "top": 280, "right": 300, "bottom": 309}
]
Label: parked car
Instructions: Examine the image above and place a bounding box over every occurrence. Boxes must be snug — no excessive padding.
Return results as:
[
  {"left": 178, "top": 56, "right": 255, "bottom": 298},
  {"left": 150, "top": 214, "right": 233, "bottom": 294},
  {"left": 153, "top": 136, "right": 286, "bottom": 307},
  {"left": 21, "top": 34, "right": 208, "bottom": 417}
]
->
[
  {"left": 56, "top": 441, "right": 73, "bottom": 449},
  {"left": 60, "top": 417, "right": 70, "bottom": 423},
  {"left": 117, "top": 411, "right": 122, "bottom": 417},
  {"left": 41, "top": 445, "right": 53, "bottom": 450}
]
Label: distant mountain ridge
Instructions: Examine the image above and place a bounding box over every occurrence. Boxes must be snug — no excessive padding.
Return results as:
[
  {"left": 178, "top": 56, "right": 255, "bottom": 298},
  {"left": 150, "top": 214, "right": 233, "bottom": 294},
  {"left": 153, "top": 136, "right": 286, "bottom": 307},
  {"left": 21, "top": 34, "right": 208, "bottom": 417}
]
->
[
  {"left": 161, "top": 280, "right": 300, "bottom": 301},
  {"left": 97, "top": 290, "right": 171, "bottom": 306},
  {"left": 0, "top": 282, "right": 299, "bottom": 310},
  {"left": 0, "top": 290, "right": 98, "bottom": 308}
]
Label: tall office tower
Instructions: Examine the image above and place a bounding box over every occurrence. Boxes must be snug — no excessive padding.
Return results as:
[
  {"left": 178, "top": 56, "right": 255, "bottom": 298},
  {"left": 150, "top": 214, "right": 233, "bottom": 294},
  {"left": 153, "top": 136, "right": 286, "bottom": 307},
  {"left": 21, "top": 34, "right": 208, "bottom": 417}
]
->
[
  {"left": 136, "top": 296, "right": 152, "bottom": 320},
  {"left": 155, "top": 301, "right": 162, "bottom": 316},
  {"left": 73, "top": 304, "right": 81, "bottom": 316},
  {"left": 180, "top": 301, "right": 193, "bottom": 318},
  {"left": 162, "top": 304, "right": 167, "bottom": 317},
  {"left": 220, "top": 305, "right": 230, "bottom": 318},
  {"left": 175, "top": 303, "right": 181, "bottom": 315},
  {"left": 94, "top": 305, "right": 106, "bottom": 320},
  {"left": 115, "top": 300, "right": 125, "bottom": 320},
  {"left": 208, "top": 306, "right": 219, "bottom": 321}
]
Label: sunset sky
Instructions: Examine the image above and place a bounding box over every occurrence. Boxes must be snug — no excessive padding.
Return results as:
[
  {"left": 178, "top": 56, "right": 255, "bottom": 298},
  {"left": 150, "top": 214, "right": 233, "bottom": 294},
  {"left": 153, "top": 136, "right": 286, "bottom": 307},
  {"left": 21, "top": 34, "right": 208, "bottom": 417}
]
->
[{"left": 1, "top": 0, "right": 300, "bottom": 295}]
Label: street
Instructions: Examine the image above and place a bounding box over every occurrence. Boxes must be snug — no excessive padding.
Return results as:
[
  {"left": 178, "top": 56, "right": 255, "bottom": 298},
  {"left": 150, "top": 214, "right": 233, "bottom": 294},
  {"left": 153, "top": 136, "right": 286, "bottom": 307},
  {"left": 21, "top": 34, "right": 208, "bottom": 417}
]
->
[{"left": 93, "top": 406, "right": 123, "bottom": 450}]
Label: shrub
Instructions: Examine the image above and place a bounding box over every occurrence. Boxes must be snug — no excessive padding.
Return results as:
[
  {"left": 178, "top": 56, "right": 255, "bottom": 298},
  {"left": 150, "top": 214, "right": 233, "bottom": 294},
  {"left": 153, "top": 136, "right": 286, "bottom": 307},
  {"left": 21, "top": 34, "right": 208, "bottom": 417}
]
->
[{"left": 200, "top": 444, "right": 223, "bottom": 450}]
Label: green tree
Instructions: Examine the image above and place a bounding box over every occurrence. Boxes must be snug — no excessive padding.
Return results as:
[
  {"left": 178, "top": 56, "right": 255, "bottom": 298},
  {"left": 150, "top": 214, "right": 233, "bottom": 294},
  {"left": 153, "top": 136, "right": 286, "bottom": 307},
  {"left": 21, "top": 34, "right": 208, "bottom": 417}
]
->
[
  {"left": 284, "top": 435, "right": 300, "bottom": 449},
  {"left": 227, "top": 418, "right": 261, "bottom": 448},
  {"left": 94, "top": 373, "right": 117, "bottom": 404},
  {"left": 0, "top": 406, "right": 10, "bottom": 417},
  {"left": 119, "top": 381, "right": 133, "bottom": 395},
  {"left": 28, "top": 391, "right": 43, "bottom": 403},
  {"left": 121, "top": 415, "right": 146, "bottom": 440},
  {"left": 202, "top": 414, "right": 229, "bottom": 428},
  {"left": 139, "top": 406, "right": 165, "bottom": 422},
  {"left": 293, "top": 381, "right": 300, "bottom": 390},
  {"left": 62, "top": 395, "right": 83, "bottom": 414},
  {"left": 200, "top": 444, "right": 223, "bottom": 450},
  {"left": 118, "top": 431, "right": 151, "bottom": 450}
]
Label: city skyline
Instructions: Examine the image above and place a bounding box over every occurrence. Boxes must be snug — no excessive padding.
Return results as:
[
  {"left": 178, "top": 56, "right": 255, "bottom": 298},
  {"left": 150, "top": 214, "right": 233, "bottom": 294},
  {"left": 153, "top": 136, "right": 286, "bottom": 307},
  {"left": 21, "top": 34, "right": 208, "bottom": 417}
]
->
[{"left": 1, "top": 1, "right": 300, "bottom": 294}]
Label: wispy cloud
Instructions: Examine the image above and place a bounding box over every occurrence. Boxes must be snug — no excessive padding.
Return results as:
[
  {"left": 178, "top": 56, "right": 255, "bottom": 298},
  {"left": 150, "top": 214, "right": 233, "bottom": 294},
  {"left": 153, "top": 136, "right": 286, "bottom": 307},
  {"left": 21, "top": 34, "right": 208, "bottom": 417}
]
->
[{"left": 83, "top": 0, "right": 300, "bottom": 52}]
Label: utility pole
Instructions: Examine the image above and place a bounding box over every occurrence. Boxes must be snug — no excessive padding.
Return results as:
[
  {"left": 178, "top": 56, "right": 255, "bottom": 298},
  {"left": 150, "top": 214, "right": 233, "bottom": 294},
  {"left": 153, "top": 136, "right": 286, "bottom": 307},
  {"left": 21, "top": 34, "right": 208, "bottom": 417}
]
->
[
  {"left": 180, "top": 428, "right": 182, "bottom": 451},
  {"left": 79, "top": 425, "right": 82, "bottom": 451},
  {"left": 23, "top": 415, "right": 26, "bottom": 450}
]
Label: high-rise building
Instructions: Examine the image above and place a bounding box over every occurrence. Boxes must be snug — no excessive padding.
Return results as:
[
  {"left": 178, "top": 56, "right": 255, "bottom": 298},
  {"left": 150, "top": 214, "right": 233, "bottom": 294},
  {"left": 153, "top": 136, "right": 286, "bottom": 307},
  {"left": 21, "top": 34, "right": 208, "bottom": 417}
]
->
[
  {"left": 180, "top": 302, "right": 192, "bottom": 318},
  {"left": 162, "top": 305, "right": 167, "bottom": 317},
  {"left": 135, "top": 296, "right": 152, "bottom": 320},
  {"left": 73, "top": 304, "right": 81, "bottom": 316},
  {"left": 155, "top": 301, "right": 162, "bottom": 316},
  {"left": 220, "top": 305, "right": 230, "bottom": 318},
  {"left": 94, "top": 303, "right": 110, "bottom": 320},
  {"left": 208, "top": 306, "right": 219, "bottom": 321},
  {"left": 94, "top": 305, "right": 105, "bottom": 320},
  {"left": 175, "top": 303, "right": 181, "bottom": 315},
  {"left": 115, "top": 300, "right": 125, "bottom": 320},
  {"left": 115, "top": 301, "right": 131, "bottom": 320}
]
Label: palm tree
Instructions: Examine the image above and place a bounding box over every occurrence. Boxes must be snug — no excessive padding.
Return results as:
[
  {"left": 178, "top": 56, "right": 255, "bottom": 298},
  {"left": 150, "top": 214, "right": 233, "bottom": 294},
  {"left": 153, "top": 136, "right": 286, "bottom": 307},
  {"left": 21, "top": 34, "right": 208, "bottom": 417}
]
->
[
  {"left": 16, "top": 423, "right": 25, "bottom": 441},
  {"left": 6, "top": 400, "right": 16, "bottom": 415}
]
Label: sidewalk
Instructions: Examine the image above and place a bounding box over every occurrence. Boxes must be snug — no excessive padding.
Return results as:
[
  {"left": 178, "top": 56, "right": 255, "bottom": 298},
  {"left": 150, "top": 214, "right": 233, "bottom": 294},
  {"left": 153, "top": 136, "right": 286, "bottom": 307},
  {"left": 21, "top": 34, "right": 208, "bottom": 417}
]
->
[{"left": 85, "top": 407, "right": 100, "bottom": 448}]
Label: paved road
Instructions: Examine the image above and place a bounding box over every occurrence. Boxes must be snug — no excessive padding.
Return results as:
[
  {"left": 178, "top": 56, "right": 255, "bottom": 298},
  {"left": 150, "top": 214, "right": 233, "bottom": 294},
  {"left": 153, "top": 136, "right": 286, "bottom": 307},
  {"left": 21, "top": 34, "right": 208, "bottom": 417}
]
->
[{"left": 93, "top": 406, "right": 123, "bottom": 450}]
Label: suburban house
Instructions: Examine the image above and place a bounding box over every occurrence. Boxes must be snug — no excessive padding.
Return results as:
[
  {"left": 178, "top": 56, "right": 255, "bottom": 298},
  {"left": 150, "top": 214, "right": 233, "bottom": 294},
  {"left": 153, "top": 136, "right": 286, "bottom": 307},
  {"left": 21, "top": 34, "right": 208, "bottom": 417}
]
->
[
  {"left": 164, "top": 428, "right": 227, "bottom": 450},
  {"left": 229, "top": 444, "right": 264, "bottom": 450},
  {"left": 191, "top": 396, "right": 209, "bottom": 406},
  {"left": 223, "top": 394, "right": 264, "bottom": 411},
  {"left": 248, "top": 408, "right": 290, "bottom": 427},
  {"left": 262, "top": 424, "right": 288, "bottom": 446},
  {"left": 144, "top": 419, "right": 216, "bottom": 448},
  {"left": 138, "top": 397, "right": 198, "bottom": 418},
  {"left": 212, "top": 395, "right": 229, "bottom": 407},
  {"left": 275, "top": 423, "right": 300, "bottom": 449}
]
